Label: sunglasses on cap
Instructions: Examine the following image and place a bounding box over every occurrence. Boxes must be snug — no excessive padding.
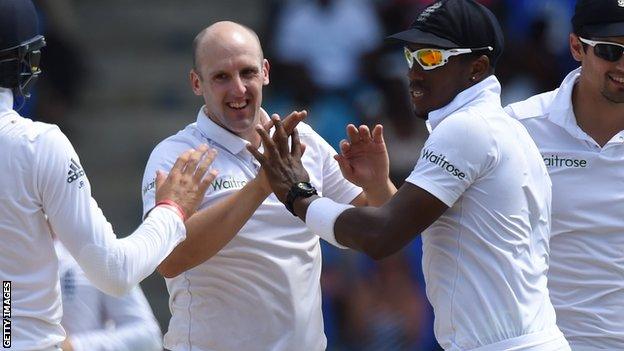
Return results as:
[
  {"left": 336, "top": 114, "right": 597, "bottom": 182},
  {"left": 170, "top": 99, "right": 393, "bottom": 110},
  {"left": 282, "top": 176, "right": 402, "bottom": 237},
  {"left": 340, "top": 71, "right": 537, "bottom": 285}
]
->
[
  {"left": 403, "top": 46, "right": 493, "bottom": 71},
  {"left": 579, "top": 37, "right": 624, "bottom": 62}
]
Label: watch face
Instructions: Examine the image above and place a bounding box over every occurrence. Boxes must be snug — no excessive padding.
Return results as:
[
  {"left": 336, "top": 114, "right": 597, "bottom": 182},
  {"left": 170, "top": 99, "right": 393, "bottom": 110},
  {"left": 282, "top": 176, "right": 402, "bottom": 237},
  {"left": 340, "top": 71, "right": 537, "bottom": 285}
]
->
[{"left": 298, "top": 182, "right": 313, "bottom": 191}]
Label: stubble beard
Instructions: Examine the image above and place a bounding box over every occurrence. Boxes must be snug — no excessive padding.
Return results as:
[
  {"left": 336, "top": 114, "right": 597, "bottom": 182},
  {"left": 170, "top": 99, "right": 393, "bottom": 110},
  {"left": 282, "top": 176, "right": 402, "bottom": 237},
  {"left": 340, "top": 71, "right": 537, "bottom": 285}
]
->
[{"left": 601, "top": 88, "right": 624, "bottom": 104}]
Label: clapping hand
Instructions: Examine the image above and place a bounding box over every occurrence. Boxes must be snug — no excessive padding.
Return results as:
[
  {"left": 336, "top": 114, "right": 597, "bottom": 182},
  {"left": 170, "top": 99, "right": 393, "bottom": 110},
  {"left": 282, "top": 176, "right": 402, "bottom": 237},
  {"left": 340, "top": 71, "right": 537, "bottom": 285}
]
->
[
  {"left": 334, "top": 124, "right": 390, "bottom": 191},
  {"left": 246, "top": 114, "right": 309, "bottom": 203},
  {"left": 155, "top": 144, "right": 218, "bottom": 219}
]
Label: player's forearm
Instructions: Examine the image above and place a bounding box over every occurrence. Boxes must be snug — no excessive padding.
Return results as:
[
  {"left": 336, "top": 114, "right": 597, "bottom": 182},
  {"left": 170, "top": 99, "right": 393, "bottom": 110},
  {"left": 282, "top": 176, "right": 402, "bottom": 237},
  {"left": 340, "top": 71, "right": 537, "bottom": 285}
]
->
[
  {"left": 43, "top": 130, "right": 187, "bottom": 296},
  {"left": 360, "top": 178, "right": 397, "bottom": 207},
  {"left": 299, "top": 197, "right": 414, "bottom": 259},
  {"left": 158, "top": 178, "right": 270, "bottom": 278},
  {"left": 334, "top": 206, "right": 409, "bottom": 259},
  {"left": 69, "top": 206, "right": 186, "bottom": 297}
]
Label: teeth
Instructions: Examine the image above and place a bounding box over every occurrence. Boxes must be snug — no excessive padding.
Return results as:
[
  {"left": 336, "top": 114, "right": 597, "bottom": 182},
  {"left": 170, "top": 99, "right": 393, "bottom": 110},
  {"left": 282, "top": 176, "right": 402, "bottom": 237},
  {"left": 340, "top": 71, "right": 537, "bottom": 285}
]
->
[
  {"left": 228, "top": 101, "right": 247, "bottom": 109},
  {"left": 610, "top": 75, "right": 624, "bottom": 83}
]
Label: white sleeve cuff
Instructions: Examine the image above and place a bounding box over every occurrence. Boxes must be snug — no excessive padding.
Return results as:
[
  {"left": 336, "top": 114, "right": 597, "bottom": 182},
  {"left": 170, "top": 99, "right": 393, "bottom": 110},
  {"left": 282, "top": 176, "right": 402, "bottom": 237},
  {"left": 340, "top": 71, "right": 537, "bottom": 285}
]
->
[{"left": 306, "top": 197, "right": 354, "bottom": 249}]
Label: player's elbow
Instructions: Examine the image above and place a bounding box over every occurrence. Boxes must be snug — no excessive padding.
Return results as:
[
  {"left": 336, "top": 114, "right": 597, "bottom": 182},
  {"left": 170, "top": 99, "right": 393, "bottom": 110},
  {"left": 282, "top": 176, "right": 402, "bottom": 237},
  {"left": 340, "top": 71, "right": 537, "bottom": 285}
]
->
[
  {"left": 359, "top": 221, "right": 400, "bottom": 260},
  {"left": 363, "top": 241, "right": 399, "bottom": 260},
  {"left": 337, "top": 209, "right": 401, "bottom": 260},
  {"left": 157, "top": 259, "right": 183, "bottom": 278},
  {"left": 157, "top": 265, "right": 180, "bottom": 279}
]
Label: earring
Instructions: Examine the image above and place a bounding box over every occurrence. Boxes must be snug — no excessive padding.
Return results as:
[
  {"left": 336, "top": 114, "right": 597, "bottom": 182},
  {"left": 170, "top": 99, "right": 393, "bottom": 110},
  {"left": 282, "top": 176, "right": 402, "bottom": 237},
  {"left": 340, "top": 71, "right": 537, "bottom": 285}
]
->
[{"left": 471, "top": 76, "right": 477, "bottom": 81}]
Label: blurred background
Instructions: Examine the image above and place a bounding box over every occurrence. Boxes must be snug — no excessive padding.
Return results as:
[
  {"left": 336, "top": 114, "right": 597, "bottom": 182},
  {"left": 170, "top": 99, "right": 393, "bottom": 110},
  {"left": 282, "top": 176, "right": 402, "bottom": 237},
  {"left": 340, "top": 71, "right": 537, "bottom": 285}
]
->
[{"left": 23, "top": 0, "right": 579, "bottom": 349}]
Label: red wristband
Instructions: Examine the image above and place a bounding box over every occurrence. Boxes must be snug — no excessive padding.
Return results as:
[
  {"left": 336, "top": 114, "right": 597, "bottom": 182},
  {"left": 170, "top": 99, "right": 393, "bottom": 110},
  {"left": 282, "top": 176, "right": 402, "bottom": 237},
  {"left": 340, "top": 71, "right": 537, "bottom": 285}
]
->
[{"left": 156, "top": 199, "right": 187, "bottom": 221}]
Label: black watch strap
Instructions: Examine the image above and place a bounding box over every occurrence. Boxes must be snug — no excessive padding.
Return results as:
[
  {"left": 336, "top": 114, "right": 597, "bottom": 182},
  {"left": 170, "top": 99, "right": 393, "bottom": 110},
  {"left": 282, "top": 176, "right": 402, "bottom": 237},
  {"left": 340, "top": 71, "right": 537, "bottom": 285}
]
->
[{"left": 285, "top": 182, "right": 318, "bottom": 216}]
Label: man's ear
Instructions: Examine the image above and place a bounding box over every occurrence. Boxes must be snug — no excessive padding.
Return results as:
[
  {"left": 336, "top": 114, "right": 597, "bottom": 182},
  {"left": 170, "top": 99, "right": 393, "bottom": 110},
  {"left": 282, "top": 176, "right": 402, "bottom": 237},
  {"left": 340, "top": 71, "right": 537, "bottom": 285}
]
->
[
  {"left": 569, "top": 33, "right": 584, "bottom": 62},
  {"left": 190, "top": 69, "right": 203, "bottom": 96},
  {"left": 262, "top": 59, "right": 270, "bottom": 86},
  {"left": 469, "top": 55, "right": 490, "bottom": 83}
]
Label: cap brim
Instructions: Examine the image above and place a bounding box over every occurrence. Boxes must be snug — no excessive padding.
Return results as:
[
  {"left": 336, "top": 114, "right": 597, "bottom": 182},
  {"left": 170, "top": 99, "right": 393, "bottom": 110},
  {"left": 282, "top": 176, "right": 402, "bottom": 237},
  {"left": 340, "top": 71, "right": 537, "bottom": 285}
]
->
[
  {"left": 385, "top": 28, "right": 458, "bottom": 48},
  {"left": 582, "top": 22, "right": 624, "bottom": 38}
]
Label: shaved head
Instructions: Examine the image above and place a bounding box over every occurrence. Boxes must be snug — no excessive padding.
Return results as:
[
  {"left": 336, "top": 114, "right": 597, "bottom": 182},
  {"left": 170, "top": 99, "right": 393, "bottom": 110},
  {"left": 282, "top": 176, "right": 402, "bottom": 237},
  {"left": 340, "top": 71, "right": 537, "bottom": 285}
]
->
[
  {"left": 192, "top": 21, "right": 263, "bottom": 73},
  {"left": 188, "top": 20, "right": 270, "bottom": 142}
]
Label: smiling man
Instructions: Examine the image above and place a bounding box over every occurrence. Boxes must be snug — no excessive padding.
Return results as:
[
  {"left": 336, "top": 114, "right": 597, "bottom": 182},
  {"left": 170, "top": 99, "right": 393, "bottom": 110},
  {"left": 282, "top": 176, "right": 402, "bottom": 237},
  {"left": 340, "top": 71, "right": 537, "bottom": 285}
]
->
[
  {"left": 141, "top": 21, "right": 394, "bottom": 351},
  {"left": 250, "top": 0, "right": 570, "bottom": 350},
  {"left": 505, "top": 1, "right": 624, "bottom": 349}
]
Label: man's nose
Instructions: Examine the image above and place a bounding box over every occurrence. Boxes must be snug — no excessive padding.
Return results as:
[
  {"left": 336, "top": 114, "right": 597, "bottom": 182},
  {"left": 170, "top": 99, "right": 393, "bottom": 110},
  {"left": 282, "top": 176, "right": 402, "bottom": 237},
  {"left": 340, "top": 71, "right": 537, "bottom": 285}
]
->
[{"left": 231, "top": 75, "right": 246, "bottom": 95}]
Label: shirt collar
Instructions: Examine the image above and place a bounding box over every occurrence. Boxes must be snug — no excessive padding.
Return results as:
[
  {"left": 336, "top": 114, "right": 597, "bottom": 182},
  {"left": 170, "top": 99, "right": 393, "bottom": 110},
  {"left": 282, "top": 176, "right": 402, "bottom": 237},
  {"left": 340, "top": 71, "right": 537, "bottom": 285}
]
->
[
  {"left": 427, "top": 75, "right": 502, "bottom": 131},
  {"left": 195, "top": 107, "right": 249, "bottom": 155},
  {"left": 0, "top": 88, "right": 14, "bottom": 116},
  {"left": 543, "top": 67, "right": 588, "bottom": 139}
]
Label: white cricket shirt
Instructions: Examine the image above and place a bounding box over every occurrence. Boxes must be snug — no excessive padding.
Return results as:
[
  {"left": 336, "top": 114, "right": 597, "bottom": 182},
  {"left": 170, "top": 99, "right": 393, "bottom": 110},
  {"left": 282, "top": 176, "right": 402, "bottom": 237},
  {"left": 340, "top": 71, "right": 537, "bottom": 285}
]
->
[
  {"left": 506, "top": 68, "right": 624, "bottom": 351},
  {"left": 406, "top": 77, "right": 567, "bottom": 350},
  {"left": 142, "top": 108, "right": 362, "bottom": 351},
  {"left": 55, "top": 241, "right": 162, "bottom": 351},
  {"left": 0, "top": 88, "right": 185, "bottom": 350}
]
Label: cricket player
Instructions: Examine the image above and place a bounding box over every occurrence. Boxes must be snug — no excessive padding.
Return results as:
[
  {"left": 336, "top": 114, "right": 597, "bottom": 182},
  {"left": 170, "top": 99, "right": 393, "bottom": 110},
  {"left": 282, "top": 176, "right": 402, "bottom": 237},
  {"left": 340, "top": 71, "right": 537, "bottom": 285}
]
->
[
  {"left": 505, "top": 1, "right": 624, "bottom": 349},
  {"left": 0, "top": 1, "right": 216, "bottom": 349},
  {"left": 141, "top": 21, "right": 394, "bottom": 350},
  {"left": 251, "top": 0, "right": 570, "bottom": 350}
]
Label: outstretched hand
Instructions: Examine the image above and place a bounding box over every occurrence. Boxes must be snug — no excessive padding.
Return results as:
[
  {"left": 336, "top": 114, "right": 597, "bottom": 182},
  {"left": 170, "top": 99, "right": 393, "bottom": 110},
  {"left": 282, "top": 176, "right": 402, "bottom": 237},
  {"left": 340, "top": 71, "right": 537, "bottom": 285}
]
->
[
  {"left": 334, "top": 124, "right": 390, "bottom": 190},
  {"left": 247, "top": 114, "right": 310, "bottom": 203},
  {"left": 251, "top": 110, "right": 308, "bottom": 195},
  {"left": 155, "top": 144, "right": 218, "bottom": 219},
  {"left": 262, "top": 110, "right": 308, "bottom": 136}
]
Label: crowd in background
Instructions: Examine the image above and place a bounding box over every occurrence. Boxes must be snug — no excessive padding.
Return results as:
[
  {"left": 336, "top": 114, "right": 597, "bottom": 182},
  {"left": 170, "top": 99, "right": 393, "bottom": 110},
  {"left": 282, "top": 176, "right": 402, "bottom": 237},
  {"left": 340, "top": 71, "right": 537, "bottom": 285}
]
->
[{"left": 28, "top": 1, "right": 580, "bottom": 350}]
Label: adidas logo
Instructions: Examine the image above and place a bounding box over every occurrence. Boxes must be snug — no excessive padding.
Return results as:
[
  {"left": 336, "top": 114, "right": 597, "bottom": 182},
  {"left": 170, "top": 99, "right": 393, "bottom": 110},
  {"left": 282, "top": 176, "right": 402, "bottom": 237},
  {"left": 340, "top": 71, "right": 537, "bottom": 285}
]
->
[{"left": 66, "top": 158, "right": 85, "bottom": 184}]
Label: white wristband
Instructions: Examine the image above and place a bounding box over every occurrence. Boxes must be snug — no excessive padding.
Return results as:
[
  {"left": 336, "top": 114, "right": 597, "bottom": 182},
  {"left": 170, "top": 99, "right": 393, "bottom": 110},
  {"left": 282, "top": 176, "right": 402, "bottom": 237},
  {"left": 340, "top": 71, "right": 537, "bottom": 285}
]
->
[{"left": 306, "top": 197, "right": 354, "bottom": 249}]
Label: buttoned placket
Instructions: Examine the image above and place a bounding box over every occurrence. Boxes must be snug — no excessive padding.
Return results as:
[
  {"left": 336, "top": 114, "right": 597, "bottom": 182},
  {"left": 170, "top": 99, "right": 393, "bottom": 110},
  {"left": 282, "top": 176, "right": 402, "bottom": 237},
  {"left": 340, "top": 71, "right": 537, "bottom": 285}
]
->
[
  {"left": 196, "top": 108, "right": 263, "bottom": 178},
  {"left": 565, "top": 120, "right": 624, "bottom": 153},
  {"left": 203, "top": 138, "right": 260, "bottom": 179},
  {"left": 548, "top": 105, "right": 602, "bottom": 152},
  {"left": 599, "top": 131, "right": 624, "bottom": 160}
]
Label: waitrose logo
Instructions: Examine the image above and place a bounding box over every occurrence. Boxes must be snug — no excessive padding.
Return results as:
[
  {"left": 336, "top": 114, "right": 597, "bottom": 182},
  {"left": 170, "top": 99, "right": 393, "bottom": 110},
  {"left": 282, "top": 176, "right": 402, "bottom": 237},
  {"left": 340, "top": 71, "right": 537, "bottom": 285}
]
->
[
  {"left": 143, "top": 175, "right": 248, "bottom": 195},
  {"left": 211, "top": 176, "right": 248, "bottom": 191},
  {"left": 542, "top": 154, "right": 588, "bottom": 168},
  {"left": 422, "top": 149, "right": 466, "bottom": 179}
]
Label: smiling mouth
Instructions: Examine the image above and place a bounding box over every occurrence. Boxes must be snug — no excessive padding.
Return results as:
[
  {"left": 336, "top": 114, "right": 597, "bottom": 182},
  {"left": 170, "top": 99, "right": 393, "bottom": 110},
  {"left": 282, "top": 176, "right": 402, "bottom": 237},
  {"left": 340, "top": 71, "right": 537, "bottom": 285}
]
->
[
  {"left": 608, "top": 74, "right": 624, "bottom": 84},
  {"left": 227, "top": 101, "right": 249, "bottom": 110}
]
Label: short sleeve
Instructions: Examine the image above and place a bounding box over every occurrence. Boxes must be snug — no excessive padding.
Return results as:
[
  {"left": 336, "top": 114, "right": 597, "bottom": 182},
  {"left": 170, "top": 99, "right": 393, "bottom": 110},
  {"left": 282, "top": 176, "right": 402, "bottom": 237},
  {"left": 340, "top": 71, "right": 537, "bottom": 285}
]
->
[
  {"left": 301, "top": 127, "right": 362, "bottom": 204},
  {"left": 406, "top": 114, "right": 498, "bottom": 207},
  {"left": 141, "top": 141, "right": 187, "bottom": 217}
]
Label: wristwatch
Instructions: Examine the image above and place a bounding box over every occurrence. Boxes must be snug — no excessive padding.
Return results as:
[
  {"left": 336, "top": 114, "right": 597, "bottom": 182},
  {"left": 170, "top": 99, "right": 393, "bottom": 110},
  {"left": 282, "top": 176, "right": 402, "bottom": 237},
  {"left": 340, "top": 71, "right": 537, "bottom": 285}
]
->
[{"left": 285, "top": 182, "right": 318, "bottom": 216}]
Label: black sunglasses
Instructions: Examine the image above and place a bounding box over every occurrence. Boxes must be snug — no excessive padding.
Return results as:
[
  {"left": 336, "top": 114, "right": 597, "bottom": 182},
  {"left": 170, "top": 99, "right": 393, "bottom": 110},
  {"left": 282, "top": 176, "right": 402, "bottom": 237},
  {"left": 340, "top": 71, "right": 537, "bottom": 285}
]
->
[{"left": 579, "top": 37, "right": 624, "bottom": 62}]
